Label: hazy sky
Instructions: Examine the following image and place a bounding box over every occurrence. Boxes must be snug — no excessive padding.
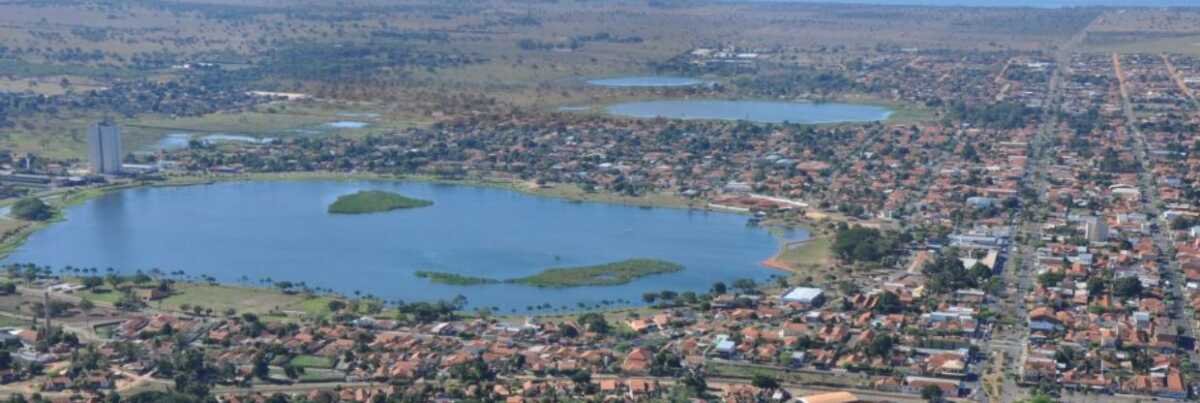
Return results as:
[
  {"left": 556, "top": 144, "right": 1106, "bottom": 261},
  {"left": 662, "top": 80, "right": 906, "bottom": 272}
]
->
[{"left": 736, "top": 0, "right": 1198, "bottom": 7}]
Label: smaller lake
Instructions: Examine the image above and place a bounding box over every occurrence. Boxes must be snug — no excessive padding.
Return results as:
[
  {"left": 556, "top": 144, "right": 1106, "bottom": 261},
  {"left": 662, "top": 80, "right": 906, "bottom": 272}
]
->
[
  {"left": 326, "top": 121, "right": 367, "bottom": 128},
  {"left": 155, "top": 133, "right": 275, "bottom": 151},
  {"left": 587, "top": 76, "right": 705, "bottom": 87},
  {"left": 606, "top": 100, "right": 893, "bottom": 124}
]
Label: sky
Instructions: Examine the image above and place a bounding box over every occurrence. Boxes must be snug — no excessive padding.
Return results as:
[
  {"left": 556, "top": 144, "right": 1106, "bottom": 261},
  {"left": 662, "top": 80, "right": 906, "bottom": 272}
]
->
[{"left": 734, "top": 0, "right": 1199, "bottom": 8}]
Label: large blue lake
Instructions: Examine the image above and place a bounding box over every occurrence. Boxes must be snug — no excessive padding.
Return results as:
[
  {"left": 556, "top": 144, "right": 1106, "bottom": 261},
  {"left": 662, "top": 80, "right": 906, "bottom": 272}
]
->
[
  {"left": 606, "top": 100, "right": 893, "bottom": 124},
  {"left": 12, "top": 181, "right": 803, "bottom": 311}
]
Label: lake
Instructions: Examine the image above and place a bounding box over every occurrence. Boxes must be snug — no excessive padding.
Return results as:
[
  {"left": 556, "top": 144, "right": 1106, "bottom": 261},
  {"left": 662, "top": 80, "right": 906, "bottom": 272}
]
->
[
  {"left": 9, "top": 181, "right": 804, "bottom": 311},
  {"left": 326, "top": 121, "right": 369, "bottom": 129},
  {"left": 606, "top": 100, "right": 893, "bottom": 124},
  {"left": 588, "top": 76, "right": 704, "bottom": 87},
  {"left": 155, "top": 133, "right": 275, "bottom": 151}
]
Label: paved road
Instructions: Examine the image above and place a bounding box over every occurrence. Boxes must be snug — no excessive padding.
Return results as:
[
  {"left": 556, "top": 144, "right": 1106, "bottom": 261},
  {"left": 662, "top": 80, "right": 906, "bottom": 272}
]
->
[
  {"left": 1112, "top": 52, "right": 1200, "bottom": 367},
  {"left": 980, "top": 16, "right": 1093, "bottom": 403}
]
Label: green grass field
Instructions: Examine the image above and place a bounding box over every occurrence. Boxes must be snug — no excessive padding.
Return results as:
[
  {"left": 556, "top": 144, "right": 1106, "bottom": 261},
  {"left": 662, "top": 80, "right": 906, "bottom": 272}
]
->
[
  {"left": 289, "top": 355, "right": 335, "bottom": 369},
  {"left": 777, "top": 236, "right": 833, "bottom": 268}
]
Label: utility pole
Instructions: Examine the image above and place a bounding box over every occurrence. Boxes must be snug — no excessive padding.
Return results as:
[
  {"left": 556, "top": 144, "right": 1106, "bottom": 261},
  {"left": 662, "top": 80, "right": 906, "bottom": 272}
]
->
[{"left": 43, "top": 291, "right": 51, "bottom": 330}]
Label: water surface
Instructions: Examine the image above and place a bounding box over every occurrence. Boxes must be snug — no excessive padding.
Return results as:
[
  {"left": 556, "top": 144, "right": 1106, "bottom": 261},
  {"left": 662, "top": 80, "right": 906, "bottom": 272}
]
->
[
  {"left": 9, "top": 181, "right": 803, "bottom": 311},
  {"left": 606, "top": 100, "right": 892, "bottom": 124},
  {"left": 155, "top": 133, "right": 275, "bottom": 151},
  {"left": 326, "top": 121, "right": 369, "bottom": 129}
]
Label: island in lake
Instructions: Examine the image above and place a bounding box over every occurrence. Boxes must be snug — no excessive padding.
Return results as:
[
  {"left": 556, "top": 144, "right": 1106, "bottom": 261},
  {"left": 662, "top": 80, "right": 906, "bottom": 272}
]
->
[
  {"left": 416, "top": 258, "right": 684, "bottom": 288},
  {"left": 328, "top": 190, "right": 433, "bottom": 214}
]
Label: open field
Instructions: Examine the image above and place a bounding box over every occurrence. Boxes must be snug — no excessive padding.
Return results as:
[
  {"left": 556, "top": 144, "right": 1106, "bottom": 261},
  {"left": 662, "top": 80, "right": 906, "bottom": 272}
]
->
[
  {"left": 762, "top": 236, "right": 834, "bottom": 281},
  {"left": 0, "top": 0, "right": 1115, "bottom": 160},
  {"left": 158, "top": 283, "right": 322, "bottom": 316},
  {"left": 0, "top": 100, "right": 433, "bottom": 159},
  {"left": 289, "top": 355, "right": 335, "bottom": 369},
  {"left": 78, "top": 282, "right": 333, "bottom": 319}
]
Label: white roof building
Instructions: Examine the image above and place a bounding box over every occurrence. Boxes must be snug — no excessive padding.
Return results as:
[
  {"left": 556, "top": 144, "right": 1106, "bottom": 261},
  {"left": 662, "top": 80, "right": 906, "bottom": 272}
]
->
[{"left": 782, "top": 287, "right": 824, "bottom": 305}]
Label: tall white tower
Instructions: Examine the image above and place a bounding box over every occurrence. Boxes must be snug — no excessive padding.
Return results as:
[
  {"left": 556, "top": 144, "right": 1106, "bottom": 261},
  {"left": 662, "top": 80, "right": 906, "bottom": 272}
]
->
[{"left": 87, "top": 120, "right": 123, "bottom": 174}]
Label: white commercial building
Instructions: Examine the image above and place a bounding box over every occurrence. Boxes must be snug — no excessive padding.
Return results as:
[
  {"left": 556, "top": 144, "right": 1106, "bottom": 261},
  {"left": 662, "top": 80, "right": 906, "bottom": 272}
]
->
[{"left": 782, "top": 287, "right": 825, "bottom": 305}]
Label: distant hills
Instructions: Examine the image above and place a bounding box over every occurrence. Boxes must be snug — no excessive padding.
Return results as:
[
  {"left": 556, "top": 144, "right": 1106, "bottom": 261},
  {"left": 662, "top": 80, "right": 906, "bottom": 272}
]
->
[{"left": 733, "top": 0, "right": 1199, "bottom": 8}]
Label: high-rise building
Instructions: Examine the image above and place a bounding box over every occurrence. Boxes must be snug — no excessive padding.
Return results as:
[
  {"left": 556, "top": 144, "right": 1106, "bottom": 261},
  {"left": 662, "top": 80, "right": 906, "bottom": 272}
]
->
[
  {"left": 1084, "top": 216, "right": 1108, "bottom": 242},
  {"left": 87, "top": 120, "right": 123, "bottom": 174}
]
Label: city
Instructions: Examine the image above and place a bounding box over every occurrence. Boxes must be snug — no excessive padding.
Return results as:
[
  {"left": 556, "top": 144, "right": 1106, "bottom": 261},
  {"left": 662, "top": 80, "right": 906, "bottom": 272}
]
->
[{"left": 0, "top": 1, "right": 1198, "bottom": 402}]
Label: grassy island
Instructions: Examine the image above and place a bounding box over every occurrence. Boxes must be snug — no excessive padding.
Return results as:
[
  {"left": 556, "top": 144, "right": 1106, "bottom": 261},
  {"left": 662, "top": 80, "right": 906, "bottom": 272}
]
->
[
  {"left": 415, "top": 259, "right": 684, "bottom": 288},
  {"left": 328, "top": 190, "right": 432, "bottom": 214},
  {"left": 415, "top": 271, "right": 499, "bottom": 286},
  {"left": 514, "top": 259, "right": 683, "bottom": 287}
]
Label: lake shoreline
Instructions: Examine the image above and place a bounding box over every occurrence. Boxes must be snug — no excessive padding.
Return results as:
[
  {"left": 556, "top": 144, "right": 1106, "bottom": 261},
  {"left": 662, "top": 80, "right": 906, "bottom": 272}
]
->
[{"left": 4, "top": 172, "right": 817, "bottom": 311}]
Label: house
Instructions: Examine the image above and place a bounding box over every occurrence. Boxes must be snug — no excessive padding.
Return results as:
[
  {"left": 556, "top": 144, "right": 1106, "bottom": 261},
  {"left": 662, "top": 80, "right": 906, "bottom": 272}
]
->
[
  {"left": 1027, "top": 307, "right": 1061, "bottom": 332},
  {"left": 134, "top": 288, "right": 168, "bottom": 302},
  {"left": 905, "top": 376, "right": 961, "bottom": 397},
  {"left": 714, "top": 339, "right": 736, "bottom": 358},
  {"left": 621, "top": 348, "right": 652, "bottom": 374}
]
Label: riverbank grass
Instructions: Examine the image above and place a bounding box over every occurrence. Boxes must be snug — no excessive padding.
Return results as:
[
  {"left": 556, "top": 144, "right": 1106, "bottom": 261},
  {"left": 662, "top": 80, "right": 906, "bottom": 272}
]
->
[
  {"left": 777, "top": 236, "right": 833, "bottom": 268},
  {"left": 327, "top": 190, "right": 432, "bottom": 214}
]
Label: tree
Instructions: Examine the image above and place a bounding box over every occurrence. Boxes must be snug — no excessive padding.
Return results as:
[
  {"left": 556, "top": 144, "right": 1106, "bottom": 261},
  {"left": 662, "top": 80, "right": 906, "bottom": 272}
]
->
[
  {"left": 1037, "top": 271, "right": 1065, "bottom": 287},
  {"left": 641, "top": 293, "right": 657, "bottom": 304},
  {"left": 921, "top": 385, "right": 944, "bottom": 402},
  {"left": 751, "top": 374, "right": 779, "bottom": 390},
  {"left": 923, "top": 249, "right": 980, "bottom": 295},
  {"left": 252, "top": 353, "right": 270, "bottom": 380},
  {"left": 327, "top": 300, "right": 347, "bottom": 312},
  {"left": 79, "top": 298, "right": 95, "bottom": 313},
  {"left": 1086, "top": 277, "right": 1106, "bottom": 295},
  {"left": 81, "top": 276, "right": 103, "bottom": 289},
  {"left": 11, "top": 198, "right": 52, "bottom": 221},
  {"left": 873, "top": 291, "right": 903, "bottom": 314},
  {"left": 1019, "top": 394, "right": 1058, "bottom": 403},
  {"left": 682, "top": 371, "right": 708, "bottom": 396},
  {"left": 1113, "top": 277, "right": 1143, "bottom": 299},
  {"left": 576, "top": 312, "right": 609, "bottom": 334},
  {"left": 867, "top": 334, "right": 895, "bottom": 357},
  {"left": 833, "top": 226, "right": 893, "bottom": 263},
  {"left": 126, "top": 391, "right": 201, "bottom": 403},
  {"left": 569, "top": 370, "right": 591, "bottom": 385},
  {"left": 557, "top": 322, "right": 579, "bottom": 338},
  {"left": 710, "top": 282, "right": 727, "bottom": 295},
  {"left": 732, "top": 278, "right": 757, "bottom": 293},
  {"left": 283, "top": 364, "right": 304, "bottom": 381}
]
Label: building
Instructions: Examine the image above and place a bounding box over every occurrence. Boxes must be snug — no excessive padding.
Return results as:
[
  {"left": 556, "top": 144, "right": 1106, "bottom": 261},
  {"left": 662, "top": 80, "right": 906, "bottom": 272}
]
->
[
  {"left": 782, "top": 287, "right": 825, "bottom": 306},
  {"left": 87, "top": 120, "right": 123, "bottom": 174},
  {"left": 1083, "top": 216, "right": 1108, "bottom": 242}
]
